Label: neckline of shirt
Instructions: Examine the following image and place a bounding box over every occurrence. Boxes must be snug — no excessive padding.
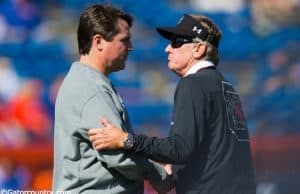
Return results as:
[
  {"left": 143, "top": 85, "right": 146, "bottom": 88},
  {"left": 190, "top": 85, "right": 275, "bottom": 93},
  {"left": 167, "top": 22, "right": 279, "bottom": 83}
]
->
[
  {"left": 184, "top": 60, "right": 215, "bottom": 77},
  {"left": 73, "top": 61, "right": 111, "bottom": 83}
]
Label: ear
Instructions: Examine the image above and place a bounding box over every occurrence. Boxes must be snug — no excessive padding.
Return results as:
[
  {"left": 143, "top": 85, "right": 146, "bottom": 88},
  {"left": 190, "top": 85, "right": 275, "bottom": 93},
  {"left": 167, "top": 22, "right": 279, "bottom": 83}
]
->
[
  {"left": 193, "top": 44, "right": 206, "bottom": 59},
  {"left": 93, "top": 34, "right": 103, "bottom": 51}
]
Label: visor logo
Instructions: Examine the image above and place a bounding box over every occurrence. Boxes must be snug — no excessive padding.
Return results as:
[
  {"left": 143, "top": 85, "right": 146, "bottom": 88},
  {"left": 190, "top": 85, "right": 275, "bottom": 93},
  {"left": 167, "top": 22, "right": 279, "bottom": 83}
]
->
[{"left": 193, "top": 26, "right": 202, "bottom": 34}]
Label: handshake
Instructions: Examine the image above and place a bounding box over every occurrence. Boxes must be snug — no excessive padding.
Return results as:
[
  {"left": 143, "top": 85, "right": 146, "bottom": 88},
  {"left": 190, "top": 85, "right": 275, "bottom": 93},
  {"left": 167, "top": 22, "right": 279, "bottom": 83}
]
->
[
  {"left": 148, "top": 161, "right": 174, "bottom": 194},
  {"left": 88, "top": 119, "right": 175, "bottom": 193}
]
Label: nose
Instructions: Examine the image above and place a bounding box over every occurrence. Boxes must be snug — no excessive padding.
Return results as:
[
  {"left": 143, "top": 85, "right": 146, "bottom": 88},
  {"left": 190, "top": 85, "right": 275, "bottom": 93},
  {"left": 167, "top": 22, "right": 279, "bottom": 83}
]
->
[
  {"left": 127, "top": 41, "right": 133, "bottom": 51},
  {"left": 165, "top": 44, "right": 171, "bottom": 53}
]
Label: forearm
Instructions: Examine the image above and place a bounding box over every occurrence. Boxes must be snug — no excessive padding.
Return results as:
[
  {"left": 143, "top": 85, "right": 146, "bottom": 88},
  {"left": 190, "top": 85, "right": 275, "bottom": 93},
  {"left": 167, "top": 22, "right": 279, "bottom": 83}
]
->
[{"left": 131, "top": 134, "right": 190, "bottom": 164}]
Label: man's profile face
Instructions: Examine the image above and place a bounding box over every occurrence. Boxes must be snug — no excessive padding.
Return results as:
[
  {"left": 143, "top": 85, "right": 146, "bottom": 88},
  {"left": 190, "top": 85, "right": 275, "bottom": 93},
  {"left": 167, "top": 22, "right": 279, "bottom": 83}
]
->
[
  {"left": 102, "top": 18, "right": 132, "bottom": 73},
  {"left": 165, "top": 38, "right": 195, "bottom": 77}
]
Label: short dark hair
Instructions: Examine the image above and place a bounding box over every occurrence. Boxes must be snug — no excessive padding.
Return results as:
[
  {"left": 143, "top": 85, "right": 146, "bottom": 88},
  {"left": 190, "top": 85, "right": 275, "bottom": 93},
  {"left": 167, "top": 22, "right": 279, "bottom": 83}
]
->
[{"left": 77, "top": 4, "right": 133, "bottom": 55}]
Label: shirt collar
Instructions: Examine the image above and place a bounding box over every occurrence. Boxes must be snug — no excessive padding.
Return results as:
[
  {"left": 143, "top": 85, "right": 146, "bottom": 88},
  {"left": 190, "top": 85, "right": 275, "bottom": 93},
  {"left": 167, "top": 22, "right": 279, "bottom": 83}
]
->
[
  {"left": 72, "top": 61, "right": 111, "bottom": 85},
  {"left": 184, "top": 60, "right": 215, "bottom": 77}
]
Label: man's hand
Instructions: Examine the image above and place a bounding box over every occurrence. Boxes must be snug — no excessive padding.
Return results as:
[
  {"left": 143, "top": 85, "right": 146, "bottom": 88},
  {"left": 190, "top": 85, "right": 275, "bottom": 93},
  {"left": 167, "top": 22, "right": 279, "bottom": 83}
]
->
[
  {"left": 88, "top": 119, "right": 128, "bottom": 150},
  {"left": 149, "top": 163, "right": 174, "bottom": 194},
  {"left": 163, "top": 164, "right": 172, "bottom": 175}
]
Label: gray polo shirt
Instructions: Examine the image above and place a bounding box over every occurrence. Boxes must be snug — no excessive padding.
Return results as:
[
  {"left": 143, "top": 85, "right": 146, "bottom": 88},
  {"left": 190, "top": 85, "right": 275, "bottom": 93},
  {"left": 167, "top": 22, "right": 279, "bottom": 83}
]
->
[{"left": 52, "top": 62, "right": 166, "bottom": 193}]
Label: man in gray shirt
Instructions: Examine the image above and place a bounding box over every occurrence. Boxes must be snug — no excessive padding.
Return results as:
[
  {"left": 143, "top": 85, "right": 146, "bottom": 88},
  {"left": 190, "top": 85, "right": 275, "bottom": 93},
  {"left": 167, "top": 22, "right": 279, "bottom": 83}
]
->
[{"left": 52, "top": 4, "right": 170, "bottom": 193}]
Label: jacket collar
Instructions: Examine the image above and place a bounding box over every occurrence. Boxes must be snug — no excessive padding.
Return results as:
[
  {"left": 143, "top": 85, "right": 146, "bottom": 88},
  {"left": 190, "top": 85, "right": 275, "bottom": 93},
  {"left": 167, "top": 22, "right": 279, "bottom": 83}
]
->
[{"left": 184, "top": 60, "right": 215, "bottom": 77}]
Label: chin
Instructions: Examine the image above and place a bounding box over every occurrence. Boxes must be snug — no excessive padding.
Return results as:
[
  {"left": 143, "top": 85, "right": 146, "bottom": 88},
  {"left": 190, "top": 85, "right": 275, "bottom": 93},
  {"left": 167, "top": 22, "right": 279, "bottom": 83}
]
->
[
  {"left": 112, "top": 64, "right": 126, "bottom": 72},
  {"left": 119, "top": 63, "right": 126, "bottom": 70}
]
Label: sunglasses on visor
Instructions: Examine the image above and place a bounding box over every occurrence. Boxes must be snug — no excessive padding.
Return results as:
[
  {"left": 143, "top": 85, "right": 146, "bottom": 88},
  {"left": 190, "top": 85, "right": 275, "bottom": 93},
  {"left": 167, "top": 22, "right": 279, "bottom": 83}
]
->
[{"left": 170, "top": 37, "right": 197, "bottom": 48}]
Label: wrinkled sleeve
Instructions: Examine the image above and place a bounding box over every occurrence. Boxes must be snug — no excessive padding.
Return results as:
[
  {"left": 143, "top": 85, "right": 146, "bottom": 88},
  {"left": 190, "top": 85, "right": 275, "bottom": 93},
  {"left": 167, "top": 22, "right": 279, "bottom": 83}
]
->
[
  {"left": 133, "top": 78, "right": 205, "bottom": 164},
  {"left": 77, "top": 90, "right": 168, "bottom": 181}
]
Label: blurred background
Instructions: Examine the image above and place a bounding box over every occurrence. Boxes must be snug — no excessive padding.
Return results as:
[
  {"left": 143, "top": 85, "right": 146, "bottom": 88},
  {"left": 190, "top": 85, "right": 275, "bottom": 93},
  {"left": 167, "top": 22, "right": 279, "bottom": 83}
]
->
[{"left": 0, "top": 0, "right": 300, "bottom": 193}]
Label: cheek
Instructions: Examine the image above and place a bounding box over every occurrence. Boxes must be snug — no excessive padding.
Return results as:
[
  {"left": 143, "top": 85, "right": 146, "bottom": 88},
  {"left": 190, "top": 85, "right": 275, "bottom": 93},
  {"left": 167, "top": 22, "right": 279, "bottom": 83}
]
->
[
  {"left": 116, "top": 45, "right": 127, "bottom": 56},
  {"left": 171, "top": 53, "right": 191, "bottom": 68}
]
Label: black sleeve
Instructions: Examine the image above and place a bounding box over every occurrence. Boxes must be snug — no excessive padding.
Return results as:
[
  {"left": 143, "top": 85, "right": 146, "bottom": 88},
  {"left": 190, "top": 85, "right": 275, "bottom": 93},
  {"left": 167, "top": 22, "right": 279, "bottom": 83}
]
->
[{"left": 132, "top": 78, "right": 205, "bottom": 164}]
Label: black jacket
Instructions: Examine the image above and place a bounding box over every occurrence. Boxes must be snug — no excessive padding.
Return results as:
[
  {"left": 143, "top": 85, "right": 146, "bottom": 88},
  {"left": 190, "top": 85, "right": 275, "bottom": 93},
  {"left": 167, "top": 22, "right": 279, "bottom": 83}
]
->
[{"left": 132, "top": 67, "right": 256, "bottom": 194}]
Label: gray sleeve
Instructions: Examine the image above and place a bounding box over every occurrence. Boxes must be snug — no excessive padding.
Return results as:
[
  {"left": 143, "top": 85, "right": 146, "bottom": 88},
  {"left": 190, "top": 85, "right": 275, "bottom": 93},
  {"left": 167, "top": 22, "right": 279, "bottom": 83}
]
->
[{"left": 77, "top": 90, "right": 167, "bottom": 181}]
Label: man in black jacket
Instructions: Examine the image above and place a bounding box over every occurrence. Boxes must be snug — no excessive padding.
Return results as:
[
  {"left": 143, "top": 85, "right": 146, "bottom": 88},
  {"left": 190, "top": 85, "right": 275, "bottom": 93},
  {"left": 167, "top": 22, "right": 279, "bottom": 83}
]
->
[{"left": 88, "top": 14, "right": 256, "bottom": 194}]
